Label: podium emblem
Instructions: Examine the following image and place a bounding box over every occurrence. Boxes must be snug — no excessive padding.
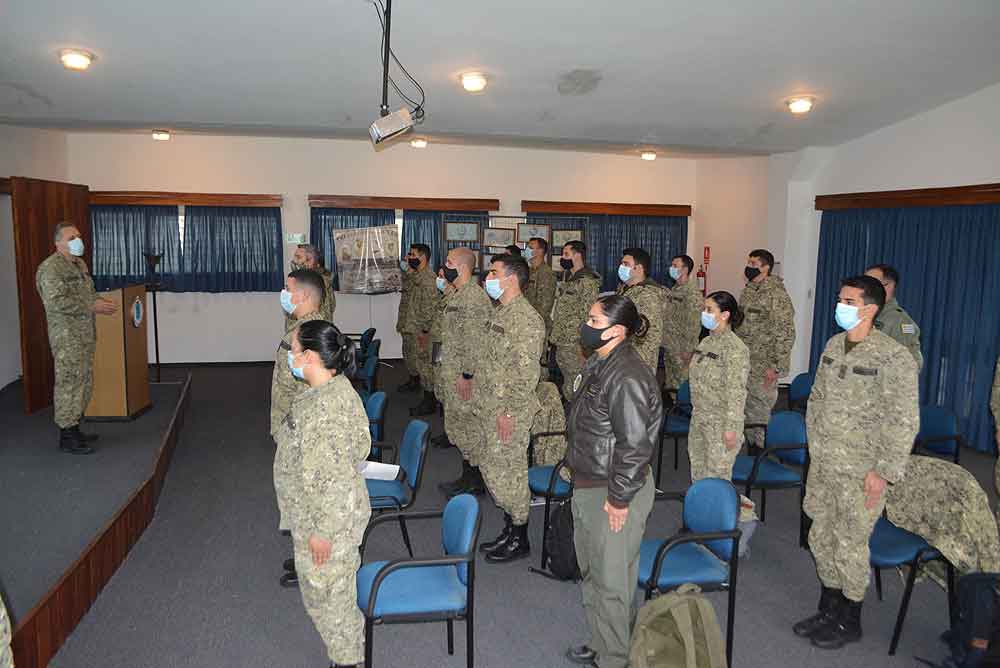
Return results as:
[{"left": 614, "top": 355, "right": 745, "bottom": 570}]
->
[{"left": 131, "top": 297, "right": 144, "bottom": 328}]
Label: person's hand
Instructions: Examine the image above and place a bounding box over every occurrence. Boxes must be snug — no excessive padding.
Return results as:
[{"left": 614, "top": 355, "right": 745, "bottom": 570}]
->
[
  {"left": 604, "top": 500, "right": 628, "bottom": 533},
  {"left": 679, "top": 352, "right": 693, "bottom": 367},
  {"left": 456, "top": 376, "right": 473, "bottom": 401},
  {"left": 417, "top": 333, "right": 429, "bottom": 349},
  {"left": 308, "top": 534, "right": 332, "bottom": 567},
  {"left": 723, "top": 431, "right": 739, "bottom": 450},
  {"left": 763, "top": 368, "right": 779, "bottom": 389},
  {"left": 496, "top": 414, "right": 514, "bottom": 444},
  {"left": 863, "top": 470, "right": 888, "bottom": 510},
  {"left": 93, "top": 299, "right": 118, "bottom": 315}
]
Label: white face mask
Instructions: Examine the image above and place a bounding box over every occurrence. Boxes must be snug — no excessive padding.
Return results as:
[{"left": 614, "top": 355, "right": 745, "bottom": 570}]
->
[
  {"left": 523, "top": 247, "right": 534, "bottom": 260},
  {"left": 67, "top": 237, "right": 85, "bottom": 256}
]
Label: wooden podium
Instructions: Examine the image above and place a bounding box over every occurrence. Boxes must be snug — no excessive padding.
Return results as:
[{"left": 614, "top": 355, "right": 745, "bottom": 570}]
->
[{"left": 86, "top": 284, "right": 152, "bottom": 419}]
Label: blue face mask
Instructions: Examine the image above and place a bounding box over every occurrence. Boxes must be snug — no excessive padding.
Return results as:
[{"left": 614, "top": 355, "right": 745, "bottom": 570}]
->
[
  {"left": 399, "top": 260, "right": 409, "bottom": 272},
  {"left": 68, "top": 237, "right": 85, "bottom": 257},
  {"left": 700, "top": 311, "right": 718, "bottom": 331},
  {"left": 287, "top": 351, "right": 305, "bottom": 379},
  {"left": 435, "top": 277, "right": 447, "bottom": 293},
  {"left": 279, "top": 289, "right": 296, "bottom": 315},
  {"left": 485, "top": 278, "right": 504, "bottom": 300},
  {"left": 523, "top": 247, "right": 534, "bottom": 260},
  {"left": 835, "top": 303, "right": 862, "bottom": 331},
  {"left": 669, "top": 266, "right": 681, "bottom": 280},
  {"left": 617, "top": 264, "right": 632, "bottom": 283}
]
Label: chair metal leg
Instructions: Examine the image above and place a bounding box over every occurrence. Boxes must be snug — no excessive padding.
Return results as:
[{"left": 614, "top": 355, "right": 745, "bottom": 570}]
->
[
  {"left": 447, "top": 619, "right": 454, "bottom": 655},
  {"left": 946, "top": 561, "right": 956, "bottom": 629},
  {"left": 672, "top": 436, "right": 679, "bottom": 471},
  {"left": 365, "top": 619, "right": 374, "bottom": 668},
  {"left": 874, "top": 568, "right": 883, "bottom": 601},
  {"left": 889, "top": 557, "right": 921, "bottom": 655},
  {"left": 539, "top": 494, "right": 552, "bottom": 570},
  {"left": 726, "top": 553, "right": 739, "bottom": 668},
  {"left": 399, "top": 516, "right": 414, "bottom": 557},
  {"left": 655, "top": 437, "right": 664, "bottom": 486},
  {"left": 760, "top": 489, "right": 767, "bottom": 523}
]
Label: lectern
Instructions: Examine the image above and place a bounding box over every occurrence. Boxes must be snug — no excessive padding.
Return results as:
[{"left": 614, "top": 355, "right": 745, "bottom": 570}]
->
[{"left": 85, "top": 284, "right": 152, "bottom": 419}]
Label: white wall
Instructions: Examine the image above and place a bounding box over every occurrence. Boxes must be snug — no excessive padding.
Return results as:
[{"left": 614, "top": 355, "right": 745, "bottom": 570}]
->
[{"left": 0, "top": 125, "right": 69, "bottom": 386}]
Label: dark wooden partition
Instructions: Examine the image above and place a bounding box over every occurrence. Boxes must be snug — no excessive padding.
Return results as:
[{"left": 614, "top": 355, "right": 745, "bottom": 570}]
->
[{"left": 9, "top": 177, "right": 91, "bottom": 413}]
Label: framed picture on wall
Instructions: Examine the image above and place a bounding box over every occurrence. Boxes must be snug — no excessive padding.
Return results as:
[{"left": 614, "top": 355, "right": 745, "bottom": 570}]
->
[
  {"left": 517, "top": 223, "right": 550, "bottom": 244},
  {"left": 445, "top": 221, "right": 480, "bottom": 243},
  {"left": 482, "top": 227, "right": 515, "bottom": 247},
  {"left": 552, "top": 229, "right": 583, "bottom": 250}
]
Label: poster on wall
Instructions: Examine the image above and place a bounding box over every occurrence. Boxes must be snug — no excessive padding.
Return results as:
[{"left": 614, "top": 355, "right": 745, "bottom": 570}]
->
[{"left": 333, "top": 224, "right": 401, "bottom": 294}]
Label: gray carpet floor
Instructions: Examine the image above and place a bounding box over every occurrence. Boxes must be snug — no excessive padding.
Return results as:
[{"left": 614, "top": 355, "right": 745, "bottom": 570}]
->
[
  {"left": 47, "top": 363, "right": 998, "bottom": 668},
  {"left": 0, "top": 380, "right": 183, "bottom": 621}
]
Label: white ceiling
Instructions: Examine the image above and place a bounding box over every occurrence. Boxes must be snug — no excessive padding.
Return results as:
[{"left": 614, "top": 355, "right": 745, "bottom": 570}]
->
[{"left": 1, "top": 0, "right": 999, "bottom": 155}]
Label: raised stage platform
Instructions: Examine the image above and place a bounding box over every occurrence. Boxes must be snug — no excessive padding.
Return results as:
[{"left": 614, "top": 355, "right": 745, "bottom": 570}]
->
[{"left": 0, "top": 374, "right": 191, "bottom": 668}]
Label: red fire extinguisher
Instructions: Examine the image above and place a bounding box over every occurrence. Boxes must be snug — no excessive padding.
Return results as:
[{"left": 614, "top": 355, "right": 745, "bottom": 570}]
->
[{"left": 697, "top": 265, "right": 706, "bottom": 295}]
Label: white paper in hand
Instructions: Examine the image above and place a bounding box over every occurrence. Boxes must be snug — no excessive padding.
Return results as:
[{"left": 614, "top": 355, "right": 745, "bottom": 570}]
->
[{"left": 357, "top": 461, "right": 401, "bottom": 480}]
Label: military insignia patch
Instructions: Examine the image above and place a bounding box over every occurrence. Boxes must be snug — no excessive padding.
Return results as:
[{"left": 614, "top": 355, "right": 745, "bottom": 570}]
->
[
  {"left": 573, "top": 374, "right": 582, "bottom": 393},
  {"left": 901, "top": 324, "right": 916, "bottom": 334}
]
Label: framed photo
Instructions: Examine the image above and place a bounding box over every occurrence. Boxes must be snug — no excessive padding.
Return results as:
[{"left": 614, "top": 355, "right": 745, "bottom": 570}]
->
[
  {"left": 445, "top": 221, "right": 480, "bottom": 243},
  {"left": 482, "top": 227, "right": 514, "bottom": 247},
  {"left": 552, "top": 229, "right": 583, "bottom": 249},
  {"left": 517, "top": 223, "right": 550, "bottom": 244}
]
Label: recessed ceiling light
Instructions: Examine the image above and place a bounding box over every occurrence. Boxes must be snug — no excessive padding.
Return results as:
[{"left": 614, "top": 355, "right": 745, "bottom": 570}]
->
[
  {"left": 409, "top": 137, "right": 428, "bottom": 148},
  {"left": 786, "top": 96, "right": 815, "bottom": 114},
  {"left": 59, "top": 49, "right": 94, "bottom": 71},
  {"left": 461, "top": 72, "right": 488, "bottom": 93},
  {"left": 151, "top": 130, "right": 171, "bottom": 141},
  {"left": 640, "top": 151, "right": 657, "bottom": 161}
]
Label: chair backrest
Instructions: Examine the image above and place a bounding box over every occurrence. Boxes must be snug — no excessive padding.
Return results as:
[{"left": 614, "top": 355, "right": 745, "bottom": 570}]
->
[
  {"left": 788, "top": 372, "right": 814, "bottom": 404},
  {"left": 399, "top": 419, "right": 430, "bottom": 492},
  {"left": 676, "top": 381, "right": 691, "bottom": 406},
  {"left": 359, "top": 327, "right": 376, "bottom": 355},
  {"left": 765, "top": 411, "right": 808, "bottom": 466},
  {"left": 368, "top": 338, "right": 381, "bottom": 358},
  {"left": 917, "top": 405, "right": 959, "bottom": 454},
  {"left": 442, "top": 493, "right": 480, "bottom": 584},
  {"left": 365, "top": 391, "right": 387, "bottom": 442},
  {"left": 363, "top": 353, "right": 378, "bottom": 379},
  {"left": 683, "top": 479, "right": 739, "bottom": 561}
]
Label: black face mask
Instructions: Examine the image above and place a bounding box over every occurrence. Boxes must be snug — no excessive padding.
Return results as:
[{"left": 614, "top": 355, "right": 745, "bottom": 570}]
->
[
  {"left": 579, "top": 323, "right": 613, "bottom": 351},
  {"left": 744, "top": 266, "right": 761, "bottom": 282},
  {"left": 442, "top": 266, "right": 459, "bottom": 283},
  {"left": 407, "top": 258, "right": 421, "bottom": 270},
  {"left": 559, "top": 258, "right": 574, "bottom": 271}
]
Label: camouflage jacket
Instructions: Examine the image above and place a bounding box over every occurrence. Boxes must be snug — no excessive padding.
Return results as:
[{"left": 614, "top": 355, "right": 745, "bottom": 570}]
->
[
  {"left": 616, "top": 279, "right": 665, "bottom": 372},
  {"left": 274, "top": 374, "right": 371, "bottom": 541},
  {"left": 662, "top": 278, "right": 703, "bottom": 356},
  {"left": 993, "top": 356, "right": 1000, "bottom": 422},
  {"left": 474, "top": 294, "right": 545, "bottom": 419},
  {"left": 438, "top": 280, "right": 494, "bottom": 399},
  {"left": 0, "top": 591, "right": 11, "bottom": 668},
  {"left": 284, "top": 267, "right": 336, "bottom": 330},
  {"left": 429, "top": 283, "right": 450, "bottom": 345},
  {"left": 525, "top": 260, "right": 557, "bottom": 332},
  {"left": 807, "top": 330, "right": 919, "bottom": 483},
  {"left": 35, "top": 252, "right": 97, "bottom": 340},
  {"left": 531, "top": 380, "right": 568, "bottom": 468},
  {"left": 737, "top": 275, "right": 796, "bottom": 375},
  {"left": 550, "top": 267, "right": 601, "bottom": 346},
  {"left": 396, "top": 269, "right": 412, "bottom": 334},
  {"left": 874, "top": 297, "right": 922, "bottom": 370},
  {"left": 402, "top": 268, "right": 440, "bottom": 334},
  {"left": 689, "top": 328, "right": 750, "bottom": 435},
  {"left": 270, "top": 311, "right": 323, "bottom": 436}
]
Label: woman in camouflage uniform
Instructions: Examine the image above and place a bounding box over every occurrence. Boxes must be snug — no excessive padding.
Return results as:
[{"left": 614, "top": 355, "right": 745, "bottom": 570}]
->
[{"left": 275, "top": 320, "right": 371, "bottom": 668}]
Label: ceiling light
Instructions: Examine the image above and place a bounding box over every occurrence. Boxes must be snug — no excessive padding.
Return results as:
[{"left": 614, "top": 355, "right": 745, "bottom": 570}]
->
[
  {"left": 461, "top": 72, "right": 488, "bottom": 93},
  {"left": 640, "top": 151, "right": 657, "bottom": 161},
  {"left": 786, "top": 96, "right": 815, "bottom": 114},
  {"left": 59, "top": 49, "right": 94, "bottom": 71},
  {"left": 410, "top": 137, "right": 428, "bottom": 148},
  {"left": 151, "top": 130, "right": 171, "bottom": 141}
]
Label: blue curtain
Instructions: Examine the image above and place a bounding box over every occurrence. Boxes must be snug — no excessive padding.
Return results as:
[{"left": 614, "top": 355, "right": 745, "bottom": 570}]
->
[
  {"left": 91, "top": 205, "right": 182, "bottom": 291},
  {"left": 402, "top": 210, "right": 444, "bottom": 269},
  {"left": 180, "top": 206, "right": 284, "bottom": 292},
  {"left": 809, "top": 204, "right": 1000, "bottom": 452},
  {"left": 310, "top": 208, "right": 394, "bottom": 286}
]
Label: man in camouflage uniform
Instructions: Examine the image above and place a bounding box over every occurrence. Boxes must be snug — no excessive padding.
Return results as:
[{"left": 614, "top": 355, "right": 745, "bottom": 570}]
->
[
  {"left": 865, "top": 264, "right": 923, "bottom": 370},
  {"left": 616, "top": 247, "right": 664, "bottom": 373},
  {"left": 794, "top": 275, "right": 918, "bottom": 650},
  {"left": 531, "top": 380, "right": 568, "bottom": 468},
  {"left": 36, "top": 222, "right": 118, "bottom": 455},
  {"left": 662, "top": 254, "right": 703, "bottom": 392},
  {"left": 550, "top": 240, "right": 600, "bottom": 401},
  {"left": 737, "top": 249, "right": 795, "bottom": 449},
  {"left": 0, "top": 591, "right": 11, "bottom": 668},
  {"left": 287, "top": 244, "right": 336, "bottom": 323},
  {"left": 524, "top": 236, "right": 557, "bottom": 338},
  {"left": 270, "top": 269, "right": 326, "bottom": 587},
  {"left": 474, "top": 254, "right": 545, "bottom": 563},
  {"left": 436, "top": 248, "right": 494, "bottom": 496},
  {"left": 402, "top": 243, "right": 441, "bottom": 416},
  {"left": 396, "top": 257, "right": 418, "bottom": 391}
]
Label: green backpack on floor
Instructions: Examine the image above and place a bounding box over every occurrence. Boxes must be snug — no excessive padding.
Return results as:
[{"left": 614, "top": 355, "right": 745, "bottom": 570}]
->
[{"left": 629, "top": 584, "right": 727, "bottom": 668}]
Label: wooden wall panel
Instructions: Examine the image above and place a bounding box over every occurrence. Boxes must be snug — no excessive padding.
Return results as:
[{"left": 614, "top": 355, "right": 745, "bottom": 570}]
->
[
  {"left": 521, "top": 199, "right": 692, "bottom": 216},
  {"left": 308, "top": 195, "right": 500, "bottom": 211},
  {"left": 815, "top": 182, "right": 1000, "bottom": 210},
  {"left": 10, "top": 177, "right": 91, "bottom": 413},
  {"left": 90, "top": 191, "right": 282, "bottom": 206}
]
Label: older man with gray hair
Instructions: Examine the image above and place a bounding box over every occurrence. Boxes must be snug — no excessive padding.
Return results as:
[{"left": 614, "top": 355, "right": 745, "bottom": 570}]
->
[{"left": 288, "top": 243, "right": 336, "bottom": 323}]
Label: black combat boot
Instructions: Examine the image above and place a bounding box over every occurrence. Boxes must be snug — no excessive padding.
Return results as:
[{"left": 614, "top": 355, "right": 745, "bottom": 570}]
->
[
  {"left": 59, "top": 427, "right": 94, "bottom": 455},
  {"left": 486, "top": 521, "right": 530, "bottom": 563},
  {"left": 460, "top": 466, "right": 486, "bottom": 496},
  {"left": 811, "top": 597, "right": 863, "bottom": 649},
  {"left": 439, "top": 460, "right": 473, "bottom": 496},
  {"left": 480, "top": 513, "right": 512, "bottom": 553},
  {"left": 283, "top": 558, "right": 295, "bottom": 572},
  {"left": 792, "top": 587, "right": 841, "bottom": 637},
  {"left": 431, "top": 432, "right": 454, "bottom": 449},
  {"left": 409, "top": 390, "right": 438, "bottom": 416},
  {"left": 279, "top": 569, "right": 298, "bottom": 588},
  {"left": 397, "top": 375, "right": 421, "bottom": 393},
  {"left": 76, "top": 424, "right": 100, "bottom": 442}
]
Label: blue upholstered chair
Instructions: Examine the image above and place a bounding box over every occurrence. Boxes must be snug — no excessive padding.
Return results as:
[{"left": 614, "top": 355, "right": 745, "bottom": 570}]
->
[
  {"left": 787, "top": 372, "right": 814, "bottom": 413},
  {"left": 357, "top": 493, "right": 482, "bottom": 668},
  {"left": 357, "top": 327, "right": 377, "bottom": 362},
  {"left": 638, "top": 478, "right": 742, "bottom": 667},
  {"left": 355, "top": 352, "right": 380, "bottom": 396},
  {"left": 869, "top": 516, "right": 954, "bottom": 655},
  {"left": 367, "top": 419, "right": 429, "bottom": 557},
  {"left": 365, "top": 391, "right": 387, "bottom": 461},
  {"left": 913, "top": 405, "right": 963, "bottom": 464},
  {"left": 731, "top": 411, "right": 810, "bottom": 546},
  {"left": 658, "top": 381, "right": 692, "bottom": 483},
  {"left": 526, "top": 430, "right": 573, "bottom": 578}
]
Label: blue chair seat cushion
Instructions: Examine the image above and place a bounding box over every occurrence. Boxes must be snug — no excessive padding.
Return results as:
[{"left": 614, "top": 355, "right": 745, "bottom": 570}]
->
[
  {"left": 869, "top": 517, "right": 940, "bottom": 568},
  {"left": 528, "top": 466, "right": 572, "bottom": 496},
  {"left": 638, "top": 539, "right": 729, "bottom": 590},
  {"left": 664, "top": 414, "right": 690, "bottom": 435},
  {"left": 367, "top": 480, "right": 410, "bottom": 509},
  {"left": 731, "top": 456, "right": 802, "bottom": 485},
  {"left": 357, "top": 560, "right": 468, "bottom": 617}
]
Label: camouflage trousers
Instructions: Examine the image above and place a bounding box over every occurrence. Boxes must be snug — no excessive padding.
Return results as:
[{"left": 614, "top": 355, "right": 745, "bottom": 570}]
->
[
  {"left": 743, "top": 365, "right": 778, "bottom": 448},
  {"left": 661, "top": 349, "right": 689, "bottom": 391},
  {"left": 477, "top": 409, "right": 536, "bottom": 524},
  {"left": 293, "top": 527, "right": 366, "bottom": 665},
  {"left": 555, "top": 343, "right": 584, "bottom": 401},
  {"left": 401, "top": 334, "right": 419, "bottom": 377},
  {"left": 531, "top": 381, "right": 567, "bottom": 468},
  {"left": 415, "top": 339, "right": 434, "bottom": 391},
  {"left": 52, "top": 336, "right": 96, "bottom": 428},
  {"left": 687, "top": 415, "right": 740, "bottom": 482},
  {"left": 272, "top": 437, "right": 294, "bottom": 532},
  {"left": 0, "top": 591, "right": 11, "bottom": 668},
  {"left": 443, "top": 393, "right": 481, "bottom": 467},
  {"left": 804, "top": 471, "right": 883, "bottom": 602}
]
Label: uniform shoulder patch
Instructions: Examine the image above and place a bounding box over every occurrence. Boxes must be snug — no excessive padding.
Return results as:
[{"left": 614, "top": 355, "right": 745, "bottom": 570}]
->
[{"left": 901, "top": 323, "right": 916, "bottom": 334}]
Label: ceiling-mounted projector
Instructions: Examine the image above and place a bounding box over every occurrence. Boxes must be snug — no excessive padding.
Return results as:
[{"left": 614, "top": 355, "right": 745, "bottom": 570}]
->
[{"left": 369, "top": 107, "right": 413, "bottom": 144}]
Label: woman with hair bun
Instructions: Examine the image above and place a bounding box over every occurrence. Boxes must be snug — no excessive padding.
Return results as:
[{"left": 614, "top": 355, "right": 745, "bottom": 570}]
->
[{"left": 274, "top": 319, "right": 369, "bottom": 668}]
